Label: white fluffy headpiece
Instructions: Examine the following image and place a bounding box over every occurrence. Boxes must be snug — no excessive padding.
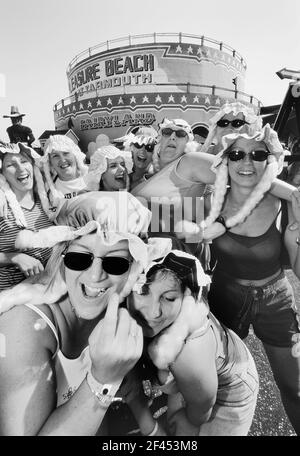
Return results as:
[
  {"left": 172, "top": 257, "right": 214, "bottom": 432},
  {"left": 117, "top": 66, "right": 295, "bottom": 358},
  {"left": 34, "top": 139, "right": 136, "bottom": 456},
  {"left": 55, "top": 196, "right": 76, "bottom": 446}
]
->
[
  {"left": 211, "top": 123, "right": 284, "bottom": 174},
  {"left": 40, "top": 135, "right": 88, "bottom": 207},
  {"left": 202, "top": 124, "right": 284, "bottom": 239},
  {"left": 14, "top": 191, "right": 171, "bottom": 269},
  {"left": 0, "top": 192, "right": 172, "bottom": 316},
  {"left": 158, "top": 118, "right": 194, "bottom": 142},
  {"left": 201, "top": 101, "right": 262, "bottom": 154},
  {"left": 84, "top": 145, "right": 133, "bottom": 191},
  {"left": 122, "top": 126, "right": 158, "bottom": 151}
]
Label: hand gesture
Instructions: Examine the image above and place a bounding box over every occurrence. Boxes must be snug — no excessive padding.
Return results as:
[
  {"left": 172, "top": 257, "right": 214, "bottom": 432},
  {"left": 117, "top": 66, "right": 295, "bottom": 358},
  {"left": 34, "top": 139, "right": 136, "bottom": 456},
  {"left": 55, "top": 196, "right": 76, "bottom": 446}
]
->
[
  {"left": 11, "top": 253, "right": 44, "bottom": 277},
  {"left": 89, "top": 291, "right": 143, "bottom": 385}
]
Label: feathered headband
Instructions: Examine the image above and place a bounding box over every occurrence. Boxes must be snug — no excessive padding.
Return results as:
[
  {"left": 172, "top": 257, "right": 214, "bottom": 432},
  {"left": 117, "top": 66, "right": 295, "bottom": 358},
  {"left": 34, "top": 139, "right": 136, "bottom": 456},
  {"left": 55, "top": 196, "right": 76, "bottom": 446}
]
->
[{"left": 84, "top": 145, "right": 133, "bottom": 191}]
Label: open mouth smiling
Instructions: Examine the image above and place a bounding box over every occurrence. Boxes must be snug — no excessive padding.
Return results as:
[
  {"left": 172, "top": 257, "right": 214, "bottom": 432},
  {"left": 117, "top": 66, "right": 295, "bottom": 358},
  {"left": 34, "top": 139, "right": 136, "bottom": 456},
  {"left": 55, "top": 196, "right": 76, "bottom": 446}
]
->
[{"left": 81, "top": 283, "right": 108, "bottom": 298}]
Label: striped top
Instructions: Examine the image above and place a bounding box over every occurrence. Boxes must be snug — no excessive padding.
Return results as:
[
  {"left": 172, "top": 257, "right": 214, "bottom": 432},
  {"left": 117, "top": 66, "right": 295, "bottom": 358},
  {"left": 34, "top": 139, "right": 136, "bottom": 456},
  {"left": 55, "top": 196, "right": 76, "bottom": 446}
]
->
[{"left": 0, "top": 199, "right": 53, "bottom": 291}]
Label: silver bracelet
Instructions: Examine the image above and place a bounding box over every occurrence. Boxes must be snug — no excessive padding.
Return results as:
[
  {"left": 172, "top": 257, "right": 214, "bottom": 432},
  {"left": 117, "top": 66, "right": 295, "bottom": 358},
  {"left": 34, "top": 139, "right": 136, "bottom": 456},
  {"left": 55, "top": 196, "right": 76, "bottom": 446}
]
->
[{"left": 86, "top": 369, "right": 121, "bottom": 407}]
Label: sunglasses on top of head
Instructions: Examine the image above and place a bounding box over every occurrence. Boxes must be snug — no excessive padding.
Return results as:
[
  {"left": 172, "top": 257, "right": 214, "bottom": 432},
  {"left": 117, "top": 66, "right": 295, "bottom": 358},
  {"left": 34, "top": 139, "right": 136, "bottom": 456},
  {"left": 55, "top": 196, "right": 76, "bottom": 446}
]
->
[
  {"left": 62, "top": 252, "right": 132, "bottom": 275},
  {"left": 216, "top": 119, "right": 249, "bottom": 128},
  {"left": 161, "top": 128, "right": 188, "bottom": 138},
  {"left": 132, "top": 143, "right": 156, "bottom": 153},
  {"left": 227, "top": 149, "right": 270, "bottom": 162}
]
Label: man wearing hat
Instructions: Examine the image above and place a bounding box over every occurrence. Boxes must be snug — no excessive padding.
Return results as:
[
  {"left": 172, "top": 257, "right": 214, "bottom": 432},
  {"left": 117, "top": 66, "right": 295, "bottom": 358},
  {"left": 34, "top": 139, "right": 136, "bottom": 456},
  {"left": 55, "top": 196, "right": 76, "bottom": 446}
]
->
[{"left": 3, "top": 106, "right": 35, "bottom": 146}]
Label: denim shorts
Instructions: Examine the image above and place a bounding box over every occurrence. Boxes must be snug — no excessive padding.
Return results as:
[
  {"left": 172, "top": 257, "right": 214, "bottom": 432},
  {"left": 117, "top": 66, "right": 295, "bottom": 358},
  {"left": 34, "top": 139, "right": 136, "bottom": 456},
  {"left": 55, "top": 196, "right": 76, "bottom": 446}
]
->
[{"left": 208, "top": 270, "right": 300, "bottom": 348}]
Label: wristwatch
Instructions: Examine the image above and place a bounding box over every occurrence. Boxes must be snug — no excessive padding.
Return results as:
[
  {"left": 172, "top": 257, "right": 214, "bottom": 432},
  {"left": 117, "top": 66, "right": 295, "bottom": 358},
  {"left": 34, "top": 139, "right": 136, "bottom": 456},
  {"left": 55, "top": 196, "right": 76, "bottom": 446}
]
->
[{"left": 86, "top": 368, "right": 121, "bottom": 407}]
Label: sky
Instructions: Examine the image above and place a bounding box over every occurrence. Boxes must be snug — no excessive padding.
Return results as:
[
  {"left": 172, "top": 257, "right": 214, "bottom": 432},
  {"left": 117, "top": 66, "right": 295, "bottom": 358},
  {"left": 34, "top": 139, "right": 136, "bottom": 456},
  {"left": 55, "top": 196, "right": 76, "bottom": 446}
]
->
[{"left": 0, "top": 0, "right": 300, "bottom": 140}]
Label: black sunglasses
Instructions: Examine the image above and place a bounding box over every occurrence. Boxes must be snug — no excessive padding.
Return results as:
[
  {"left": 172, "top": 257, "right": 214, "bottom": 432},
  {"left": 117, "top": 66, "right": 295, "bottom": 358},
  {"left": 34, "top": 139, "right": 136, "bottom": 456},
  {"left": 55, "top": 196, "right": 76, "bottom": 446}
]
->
[
  {"left": 62, "top": 252, "right": 131, "bottom": 275},
  {"left": 216, "top": 119, "right": 249, "bottom": 128},
  {"left": 132, "top": 143, "right": 155, "bottom": 153},
  {"left": 161, "top": 128, "right": 188, "bottom": 138},
  {"left": 227, "top": 149, "right": 270, "bottom": 162}
]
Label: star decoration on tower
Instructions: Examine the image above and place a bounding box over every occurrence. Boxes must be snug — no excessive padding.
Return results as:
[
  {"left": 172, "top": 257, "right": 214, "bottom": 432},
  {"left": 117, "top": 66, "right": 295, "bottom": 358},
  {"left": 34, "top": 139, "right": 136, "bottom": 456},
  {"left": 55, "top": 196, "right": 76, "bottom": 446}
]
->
[
  {"left": 193, "top": 95, "right": 200, "bottom": 103},
  {"left": 118, "top": 97, "right": 124, "bottom": 104},
  {"left": 168, "top": 94, "right": 175, "bottom": 102},
  {"left": 155, "top": 94, "right": 162, "bottom": 103},
  {"left": 107, "top": 98, "right": 112, "bottom": 105},
  {"left": 187, "top": 46, "right": 193, "bottom": 54},
  {"left": 130, "top": 96, "right": 136, "bottom": 104},
  {"left": 175, "top": 45, "right": 183, "bottom": 53},
  {"left": 87, "top": 101, "right": 92, "bottom": 108},
  {"left": 181, "top": 95, "right": 187, "bottom": 103},
  {"left": 79, "top": 103, "right": 84, "bottom": 110},
  {"left": 96, "top": 99, "right": 102, "bottom": 106},
  {"left": 142, "top": 95, "right": 149, "bottom": 103}
]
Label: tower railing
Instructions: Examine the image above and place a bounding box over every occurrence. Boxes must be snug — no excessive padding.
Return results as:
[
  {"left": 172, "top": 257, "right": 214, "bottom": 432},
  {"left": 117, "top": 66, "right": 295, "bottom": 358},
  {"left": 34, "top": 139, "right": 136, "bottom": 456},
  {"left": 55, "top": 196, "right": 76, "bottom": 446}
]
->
[
  {"left": 54, "top": 82, "right": 260, "bottom": 112},
  {"left": 67, "top": 32, "right": 246, "bottom": 74}
]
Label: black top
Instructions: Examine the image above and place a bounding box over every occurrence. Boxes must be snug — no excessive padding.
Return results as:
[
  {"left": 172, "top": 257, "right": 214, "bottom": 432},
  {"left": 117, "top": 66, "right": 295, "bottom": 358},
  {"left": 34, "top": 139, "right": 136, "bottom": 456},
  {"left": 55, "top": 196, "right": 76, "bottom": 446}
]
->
[{"left": 6, "top": 124, "right": 35, "bottom": 145}]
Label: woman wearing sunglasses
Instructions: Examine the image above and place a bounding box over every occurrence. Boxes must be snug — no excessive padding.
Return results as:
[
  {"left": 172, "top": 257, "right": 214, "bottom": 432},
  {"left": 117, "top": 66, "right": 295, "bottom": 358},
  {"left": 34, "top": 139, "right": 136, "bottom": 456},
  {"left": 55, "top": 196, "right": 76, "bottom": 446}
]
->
[
  {"left": 84, "top": 145, "right": 133, "bottom": 192},
  {"left": 0, "top": 191, "right": 171, "bottom": 435},
  {"left": 132, "top": 116, "right": 297, "bottom": 251},
  {"left": 201, "top": 101, "right": 263, "bottom": 155},
  {"left": 128, "top": 250, "right": 258, "bottom": 436},
  {"left": 123, "top": 126, "right": 158, "bottom": 190},
  {"left": 202, "top": 124, "right": 300, "bottom": 435}
]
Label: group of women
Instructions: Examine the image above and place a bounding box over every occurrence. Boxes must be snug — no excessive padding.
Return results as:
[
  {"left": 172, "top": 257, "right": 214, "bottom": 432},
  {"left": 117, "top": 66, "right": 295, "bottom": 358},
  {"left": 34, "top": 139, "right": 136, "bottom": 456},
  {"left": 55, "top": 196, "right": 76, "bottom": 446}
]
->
[{"left": 0, "top": 101, "right": 299, "bottom": 436}]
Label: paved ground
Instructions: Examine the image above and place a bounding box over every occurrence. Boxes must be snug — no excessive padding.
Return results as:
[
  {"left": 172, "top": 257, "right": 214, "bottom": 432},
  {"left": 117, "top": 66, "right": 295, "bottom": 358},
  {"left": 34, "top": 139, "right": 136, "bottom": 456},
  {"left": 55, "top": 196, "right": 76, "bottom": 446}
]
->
[{"left": 245, "top": 270, "right": 299, "bottom": 436}]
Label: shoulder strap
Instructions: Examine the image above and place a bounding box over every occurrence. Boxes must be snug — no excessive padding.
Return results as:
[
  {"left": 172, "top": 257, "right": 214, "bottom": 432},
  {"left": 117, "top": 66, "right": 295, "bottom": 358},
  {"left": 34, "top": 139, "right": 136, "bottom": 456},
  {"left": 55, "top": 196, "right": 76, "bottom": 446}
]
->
[{"left": 25, "top": 303, "right": 60, "bottom": 357}]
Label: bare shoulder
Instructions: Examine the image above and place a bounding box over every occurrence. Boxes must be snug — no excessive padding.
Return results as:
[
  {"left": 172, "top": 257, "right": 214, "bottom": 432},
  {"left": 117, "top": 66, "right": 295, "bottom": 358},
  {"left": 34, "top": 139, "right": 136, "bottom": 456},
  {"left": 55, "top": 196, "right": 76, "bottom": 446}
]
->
[
  {"left": 0, "top": 304, "right": 58, "bottom": 366},
  {"left": 178, "top": 152, "right": 215, "bottom": 182}
]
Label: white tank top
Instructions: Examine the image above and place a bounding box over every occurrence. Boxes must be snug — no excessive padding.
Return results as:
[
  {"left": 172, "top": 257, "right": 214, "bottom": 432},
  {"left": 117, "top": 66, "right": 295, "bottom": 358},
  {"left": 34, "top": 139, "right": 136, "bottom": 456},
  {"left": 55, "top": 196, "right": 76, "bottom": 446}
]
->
[{"left": 25, "top": 303, "right": 91, "bottom": 407}]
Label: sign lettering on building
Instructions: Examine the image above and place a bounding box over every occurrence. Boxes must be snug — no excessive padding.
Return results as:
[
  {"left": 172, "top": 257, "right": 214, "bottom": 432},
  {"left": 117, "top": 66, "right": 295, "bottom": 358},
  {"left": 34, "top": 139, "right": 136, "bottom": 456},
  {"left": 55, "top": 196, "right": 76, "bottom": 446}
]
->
[
  {"left": 80, "top": 112, "right": 156, "bottom": 130},
  {"left": 69, "top": 54, "right": 155, "bottom": 95}
]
